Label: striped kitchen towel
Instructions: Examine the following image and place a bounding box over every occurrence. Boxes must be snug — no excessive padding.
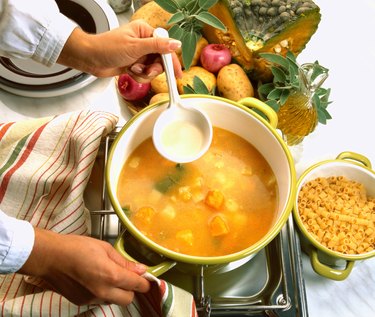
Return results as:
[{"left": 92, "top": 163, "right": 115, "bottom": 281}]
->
[{"left": 0, "top": 110, "right": 197, "bottom": 317}]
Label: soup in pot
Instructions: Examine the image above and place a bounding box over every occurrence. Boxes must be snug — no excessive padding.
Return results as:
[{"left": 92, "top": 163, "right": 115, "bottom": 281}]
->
[{"left": 117, "top": 127, "right": 279, "bottom": 257}]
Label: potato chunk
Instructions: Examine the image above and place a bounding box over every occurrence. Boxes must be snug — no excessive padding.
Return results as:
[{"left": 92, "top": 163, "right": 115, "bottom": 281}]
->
[{"left": 176, "top": 229, "right": 194, "bottom": 246}]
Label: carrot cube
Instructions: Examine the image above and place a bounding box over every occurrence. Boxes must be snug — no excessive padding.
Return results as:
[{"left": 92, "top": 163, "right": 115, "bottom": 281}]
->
[
  {"left": 205, "top": 190, "right": 224, "bottom": 210},
  {"left": 209, "top": 215, "right": 229, "bottom": 237}
]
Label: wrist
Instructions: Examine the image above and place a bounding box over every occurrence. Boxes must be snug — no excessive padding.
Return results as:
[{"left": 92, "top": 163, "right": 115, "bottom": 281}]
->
[
  {"left": 18, "top": 228, "right": 59, "bottom": 277},
  {"left": 57, "top": 28, "right": 97, "bottom": 74}
]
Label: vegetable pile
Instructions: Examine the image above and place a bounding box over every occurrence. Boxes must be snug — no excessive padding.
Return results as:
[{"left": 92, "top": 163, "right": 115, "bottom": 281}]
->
[{"left": 117, "top": 0, "right": 332, "bottom": 136}]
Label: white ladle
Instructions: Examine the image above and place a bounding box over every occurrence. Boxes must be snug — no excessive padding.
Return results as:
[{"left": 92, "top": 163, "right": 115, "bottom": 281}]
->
[{"left": 152, "top": 28, "right": 213, "bottom": 163}]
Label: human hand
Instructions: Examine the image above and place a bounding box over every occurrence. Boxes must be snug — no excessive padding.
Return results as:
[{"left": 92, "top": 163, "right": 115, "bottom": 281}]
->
[
  {"left": 18, "top": 228, "right": 150, "bottom": 306},
  {"left": 58, "top": 19, "right": 182, "bottom": 81}
]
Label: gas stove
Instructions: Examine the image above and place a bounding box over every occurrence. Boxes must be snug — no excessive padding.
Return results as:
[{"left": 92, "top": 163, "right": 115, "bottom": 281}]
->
[{"left": 84, "top": 128, "right": 308, "bottom": 317}]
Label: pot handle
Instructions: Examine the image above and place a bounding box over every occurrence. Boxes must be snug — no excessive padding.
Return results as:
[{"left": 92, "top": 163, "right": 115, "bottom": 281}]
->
[
  {"left": 310, "top": 249, "right": 355, "bottom": 281},
  {"left": 114, "top": 230, "right": 177, "bottom": 277},
  {"left": 238, "top": 97, "right": 278, "bottom": 129},
  {"left": 336, "top": 151, "right": 372, "bottom": 169}
]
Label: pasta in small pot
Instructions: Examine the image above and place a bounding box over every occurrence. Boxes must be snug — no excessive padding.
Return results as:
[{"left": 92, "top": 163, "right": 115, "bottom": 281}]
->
[{"left": 293, "top": 151, "right": 375, "bottom": 281}]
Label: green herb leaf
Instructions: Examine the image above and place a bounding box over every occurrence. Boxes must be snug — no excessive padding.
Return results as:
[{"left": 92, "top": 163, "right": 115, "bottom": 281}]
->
[
  {"left": 195, "top": 12, "right": 226, "bottom": 31},
  {"left": 121, "top": 205, "right": 131, "bottom": 217},
  {"left": 156, "top": 0, "right": 225, "bottom": 70},
  {"left": 271, "top": 66, "right": 287, "bottom": 83},
  {"left": 183, "top": 85, "right": 196, "bottom": 94},
  {"left": 265, "top": 100, "right": 280, "bottom": 112},
  {"left": 181, "top": 31, "right": 198, "bottom": 70},
  {"left": 193, "top": 76, "right": 210, "bottom": 94},
  {"left": 258, "top": 50, "right": 333, "bottom": 128},
  {"left": 257, "top": 83, "right": 274, "bottom": 100},
  {"left": 168, "top": 24, "right": 185, "bottom": 40},
  {"left": 279, "top": 89, "right": 290, "bottom": 105},
  {"left": 183, "top": 76, "right": 212, "bottom": 95},
  {"left": 155, "top": 0, "right": 180, "bottom": 13},
  {"left": 267, "top": 88, "right": 282, "bottom": 100},
  {"left": 168, "top": 11, "right": 186, "bottom": 24},
  {"left": 198, "top": 0, "right": 218, "bottom": 10},
  {"left": 259, "top": 53, "right": 289, "bottom": 69}
]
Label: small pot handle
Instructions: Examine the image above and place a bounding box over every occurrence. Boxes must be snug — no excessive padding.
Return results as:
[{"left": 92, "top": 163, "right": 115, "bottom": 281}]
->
[
  {"left": 238, "top": 97, "right": 278, "bottom": 129},
  {"left": 114, "top": 230, "right": 177, "bottom": 277},
  {"left": 310, "top": 249, "right": 355, "bottom": 281},
  {"left": 336, "top": 151, "right": 372, "bottom": 169}
]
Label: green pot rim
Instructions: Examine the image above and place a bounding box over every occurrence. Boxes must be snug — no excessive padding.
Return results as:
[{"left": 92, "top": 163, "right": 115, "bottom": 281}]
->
[{"left": 106, "top": 95, "right": 296, "bottom": 265}]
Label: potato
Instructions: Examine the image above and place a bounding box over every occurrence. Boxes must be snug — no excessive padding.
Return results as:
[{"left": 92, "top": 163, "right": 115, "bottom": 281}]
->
[
  {"left": 217, "top": 64, "right": 254, "bottom": 102},
  {"left": 131, "top": 1, "right": 172, "bottom": 29},
  {"left": 151, "top": 72, "right": 168, "bottom": 94},
  {"left": 149, "top": 92, "right": 169, "bottom": 105},
  {"left": 177, "top": 66, "right": 216, "bottom": 94},
  {"left": 176, "top": 37, "right": 209, "bottom": 69}
]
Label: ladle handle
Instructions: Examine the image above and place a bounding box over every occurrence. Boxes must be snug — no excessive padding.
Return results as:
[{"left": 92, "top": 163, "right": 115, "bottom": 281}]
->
[{"left": 153, "top": 28, "right": 181, "bottom": 108}]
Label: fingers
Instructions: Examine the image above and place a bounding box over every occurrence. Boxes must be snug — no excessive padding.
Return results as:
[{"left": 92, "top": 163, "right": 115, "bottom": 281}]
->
[
  {"left": 107, "top": 247, "right": 148, "bottom": 276},
  {"left": 127, "top": 52, "right": 182, "bottom": 82}
]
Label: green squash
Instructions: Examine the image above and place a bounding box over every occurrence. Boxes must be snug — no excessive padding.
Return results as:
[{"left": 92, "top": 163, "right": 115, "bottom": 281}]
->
[{"left": 203, "top": 0, "right": 321, "bottom": 81}]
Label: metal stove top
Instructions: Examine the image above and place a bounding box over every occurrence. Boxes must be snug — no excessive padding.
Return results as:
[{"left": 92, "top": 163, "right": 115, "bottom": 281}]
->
[{"left": 84, "top": 129, "right": 309, "bottom": 317}]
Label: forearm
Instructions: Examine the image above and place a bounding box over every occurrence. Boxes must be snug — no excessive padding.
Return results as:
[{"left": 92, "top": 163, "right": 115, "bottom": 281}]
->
[
  {"left": 56, "top": 28, "right": 97, "bottom": 75},
  {"left": 17, "top": 227, "right": 59, "bottom": 277}
]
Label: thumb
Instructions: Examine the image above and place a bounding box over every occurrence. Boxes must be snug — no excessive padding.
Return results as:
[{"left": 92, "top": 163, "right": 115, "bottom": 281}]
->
[{"left": 139, "top": 37, "right": 182, "bottom": 56}]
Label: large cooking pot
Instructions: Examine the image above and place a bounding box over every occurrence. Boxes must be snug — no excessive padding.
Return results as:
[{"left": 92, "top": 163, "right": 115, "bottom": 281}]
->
[{"left": 106, "top": 96, "right": 296, "bottom": 276}]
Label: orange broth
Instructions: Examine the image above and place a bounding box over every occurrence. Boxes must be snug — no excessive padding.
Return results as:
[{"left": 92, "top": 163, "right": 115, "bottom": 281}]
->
[{"left": 117, "top": 127, "right": 279, "bottom": 257}]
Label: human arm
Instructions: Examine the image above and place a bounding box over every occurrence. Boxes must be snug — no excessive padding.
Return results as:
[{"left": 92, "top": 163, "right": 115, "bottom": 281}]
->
[
  {"left": 57, "top": 19, "right": 182, "bottom": 80},
  {"left": 17, "top": 227, "right": 150, "bottom": 306},
  {"left": 0, "top": 0, "right": 182, "bottom": 81},
  {"left": 0, "top": 209, "right": 150, "bottom": 306}
]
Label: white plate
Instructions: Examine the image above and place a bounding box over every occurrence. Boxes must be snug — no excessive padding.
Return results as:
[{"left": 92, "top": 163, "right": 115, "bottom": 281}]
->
[{"left": 0, "top": 0, "right": 119, "bottom": 98}]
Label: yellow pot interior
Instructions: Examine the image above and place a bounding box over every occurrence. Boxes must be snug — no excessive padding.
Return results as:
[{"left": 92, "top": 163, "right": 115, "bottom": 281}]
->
[{"left": 106, "top": 95, "right": 296, "bottom": 265}]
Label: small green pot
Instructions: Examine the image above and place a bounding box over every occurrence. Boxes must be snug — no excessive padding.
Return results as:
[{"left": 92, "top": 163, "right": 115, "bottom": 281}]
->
[
  {"left": 293, "top": 151, "right": 375, "bottom": 281},
  {"left": 106, "top": 96, "right": 296, "bottom": 276}
]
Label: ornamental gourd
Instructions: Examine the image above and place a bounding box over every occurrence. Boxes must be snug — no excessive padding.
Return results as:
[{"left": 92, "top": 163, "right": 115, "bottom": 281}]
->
[{"left": 202, "top": 0, "right": 321, "bottom": 81}]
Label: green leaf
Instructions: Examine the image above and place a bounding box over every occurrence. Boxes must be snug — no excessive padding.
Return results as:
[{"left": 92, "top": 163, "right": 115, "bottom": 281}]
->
[
  {"left": 267, "top": 88, "right": 282, "bottom": 100},
  {"left": 185, "top": 0, "right": 199, "bottom": 13},
  {"left": 286, "top": 51, "right": 297, "bottom": 63},
  {"left": 168, "top": 24, "right": 185, "bottom": 41},
  {"left": 193, "top": 76, "right": 210, "bottom": 94},
  {"left": 259, "top": 53, "right": 289, "bottom": 69},
  {"left": 168, "top": 12, "right": 186, "bottom": 24},
  {"left": 199, "top": 0, "right": 218, "bottom": 10},
  {"left": 181, "top": 31, "right": 198, "bottom": 70},
  {"left": 183, "top": 85, "right": 196, "bottom": 94},
  {"left": 265, "top": 100, "right": 280, "bottom": 112},
  {"left": 195, "top": 12, "right": 226, "bottom": 31},
  {"left": 155, "top": 0, "right": 180, "bottom": 13},
  {"left": 279, "top": 89, "right": 290, "bottom": 105},
  {"left": 271, "top": 66, "right": 287, "bottom": 83},
  {"left": 317, "top": 107, "right": 332, "bottom": 125},
  {"left": 257, "top": 83, "right": 274, "bottom": 100},
  {"left": 121, "top": 205, "right": 131, "bottom": 217}
]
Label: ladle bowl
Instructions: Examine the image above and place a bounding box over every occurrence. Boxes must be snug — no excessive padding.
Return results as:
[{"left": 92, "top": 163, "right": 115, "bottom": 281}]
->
[{"left": 152, "top": 28, "right": 212, "bottom": 163}]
